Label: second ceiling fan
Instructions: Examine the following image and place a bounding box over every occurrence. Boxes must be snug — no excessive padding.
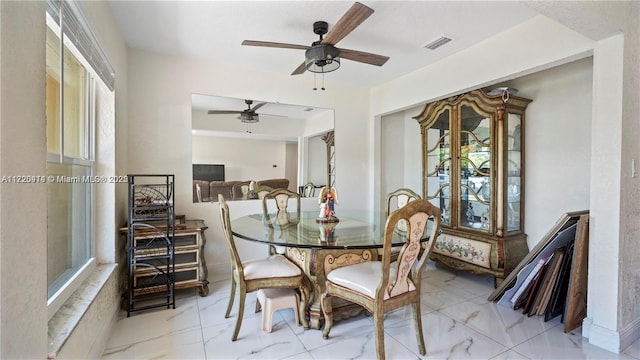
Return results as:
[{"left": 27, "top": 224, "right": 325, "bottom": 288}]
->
[
  {"left": 242, "top": 2, "right": 389, "bottom": 76},
  {"left": 207, "top": 99, "right": 285, "bottom": 123}
]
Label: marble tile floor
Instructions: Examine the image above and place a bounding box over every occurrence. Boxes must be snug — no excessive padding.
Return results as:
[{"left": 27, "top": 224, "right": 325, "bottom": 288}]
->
[{"left": 102, "top": 262, "right": 640, "bottom": 360}]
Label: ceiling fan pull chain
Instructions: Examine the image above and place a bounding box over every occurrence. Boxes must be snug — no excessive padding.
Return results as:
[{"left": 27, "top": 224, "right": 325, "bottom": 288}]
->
[
  {"left": 321, "top": 72, "right": 326, "bottom": 91},
  {"left": 313, "top": 73, "right": 318, "bottom": 91}
]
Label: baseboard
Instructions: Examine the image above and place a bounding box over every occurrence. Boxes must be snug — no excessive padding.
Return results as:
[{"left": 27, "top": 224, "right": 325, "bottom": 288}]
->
[
  {"left": 619, "top": 317, "right": 640, "bottom": 352},
  {"left": 582, "top": 317, "right": 592, "bottom": 338},
  {"left": 583, "top": 316, "right": 640, "bottom": 354},
  {"left": 586, "top": 318, "right": 621, "bottom": 353}
]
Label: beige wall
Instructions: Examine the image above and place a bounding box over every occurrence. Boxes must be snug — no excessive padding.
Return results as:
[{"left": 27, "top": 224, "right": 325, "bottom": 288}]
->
[
  {"left": 192, "top": 135, "right": 288, "bottom": 182},
  {"left": 0, "top": 2, "right": 48, "bottom": 358}
]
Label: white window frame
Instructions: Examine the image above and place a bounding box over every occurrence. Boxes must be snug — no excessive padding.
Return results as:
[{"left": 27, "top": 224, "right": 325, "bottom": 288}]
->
[{"left": 45, "top": 12, "right": 99, "bottom": 320}]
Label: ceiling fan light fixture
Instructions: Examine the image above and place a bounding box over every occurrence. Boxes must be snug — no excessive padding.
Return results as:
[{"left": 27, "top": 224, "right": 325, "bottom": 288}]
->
[
  {"left": 239, "top": 112, "right": 259, "bottom": 123},
  {"left": 305, "top": 44, "right": 341, "bottom": 73}
]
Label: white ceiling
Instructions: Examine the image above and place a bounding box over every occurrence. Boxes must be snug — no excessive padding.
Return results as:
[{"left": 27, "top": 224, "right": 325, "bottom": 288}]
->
[{"left": 108, "top": 1, "right": 540, "bottom": 89}]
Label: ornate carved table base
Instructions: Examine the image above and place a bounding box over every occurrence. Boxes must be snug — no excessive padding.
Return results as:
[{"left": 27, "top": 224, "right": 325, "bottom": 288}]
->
[{"left": 286, "top": 247, "right": 377, "bottom": 329}]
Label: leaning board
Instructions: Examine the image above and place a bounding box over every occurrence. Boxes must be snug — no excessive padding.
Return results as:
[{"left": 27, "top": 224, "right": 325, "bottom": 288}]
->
[
  {"left": 496, "top": 223, "right": 576, "bottom": 307},
  {"left": 488, "top": 210, "right": 589, "bottom": 302},
  {"left": 564, "top": 214, "right": 589, "bottom": 332}
]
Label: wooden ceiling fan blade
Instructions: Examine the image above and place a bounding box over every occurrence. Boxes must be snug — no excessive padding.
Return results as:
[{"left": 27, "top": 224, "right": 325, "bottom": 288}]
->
[
  {"left": 321, "top": 2, "right": 374, "bottom": 45},
  {"left": 208, "top": 110, "right": 242, "bottom": 115},
  {"left": 291, "top": 62, "right": 307, "bottom": 75},
  {"left": 338, "top": 48, "right": 389, "bottom": 66},
  {"left": 251, "top": 102, "right": 266, "bottom": 112},
  {"left": 260, "top": 113, "right": 288, "bottom": 118},
  {"left": 242, "top": 40, "right": 309, "bottom": 51}
]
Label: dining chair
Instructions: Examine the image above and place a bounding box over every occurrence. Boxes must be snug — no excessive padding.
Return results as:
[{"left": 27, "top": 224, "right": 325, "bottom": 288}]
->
[
  {"left": 217, "top": 194, "right": 310, "bottom": 340},
  {"left": 385, "top": 188, "right": 422, "bottom": 217},
  {"left": 232, "top": 181, "right": 251, "bottom": 200},
  {"left": 320, "top": 199, "right": 441, "bottom": 360},
  {"left": 302, "top": 182, "right": 316, "bottom": 197},
  {"left": 261, "top": 188, "right": 301, "bottom": 226},
  {"left": 384, "top": 188, "right": 422, "bottom": 261},
  {"left": 251, "top": 185, "right": 274, "bottom": 200},
  {"left": 261, "top": 188, "right": 301, "bottom": 255}
]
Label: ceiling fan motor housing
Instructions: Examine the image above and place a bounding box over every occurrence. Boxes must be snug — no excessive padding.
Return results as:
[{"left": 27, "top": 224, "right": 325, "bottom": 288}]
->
[{"left": 305, "top": 44, "right": 340, "bottom": 73}]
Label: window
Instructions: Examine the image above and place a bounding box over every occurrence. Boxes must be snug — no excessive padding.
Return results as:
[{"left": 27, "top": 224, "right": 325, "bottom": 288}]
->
[{"left": 45, "top": 1, "right": 113, "bottom": 317}]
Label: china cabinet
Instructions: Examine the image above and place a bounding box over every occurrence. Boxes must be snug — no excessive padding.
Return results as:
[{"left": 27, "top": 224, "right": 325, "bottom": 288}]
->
[{"left": 413, "top": 89, "right": 531, "bottom": 285}]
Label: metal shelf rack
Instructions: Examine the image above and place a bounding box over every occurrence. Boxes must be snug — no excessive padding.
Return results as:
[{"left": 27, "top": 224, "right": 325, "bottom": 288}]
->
[{"left": 126, "top": 174, "right": 175, "bottom": 316}]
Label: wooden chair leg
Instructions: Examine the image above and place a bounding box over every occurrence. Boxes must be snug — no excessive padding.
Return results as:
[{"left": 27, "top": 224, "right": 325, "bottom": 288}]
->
[
  {"left": 225, "top": 278, "right": 236, "bottom": 318},
  {"left": 232, "top": 289, "right": 246, "bottom": 341},
  {"left": 412, "top": 301, "right": 426, "bottom": 355},
  {"left": 373, "top": 312, "right": 386, "bottom": 360},
  {"left": 321, "top": 293, "right": 333, "bottom": 339},
  {"left": 299, "top": 283, "right": 310, "bottom": 329}
]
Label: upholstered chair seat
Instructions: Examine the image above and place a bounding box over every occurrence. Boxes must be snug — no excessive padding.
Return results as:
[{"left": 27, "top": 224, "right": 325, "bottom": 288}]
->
[
  {"left": 326, "top": 261, "right": 414, "bottom": 300},
  {"left": 243, "top": 255, "right": 302, "bottom": 280}
]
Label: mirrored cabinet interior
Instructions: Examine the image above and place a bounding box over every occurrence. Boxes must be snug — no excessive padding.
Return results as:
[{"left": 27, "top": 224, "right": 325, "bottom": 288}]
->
[{"left": 414, "top": 89, "right": 531, "bottom": 285}]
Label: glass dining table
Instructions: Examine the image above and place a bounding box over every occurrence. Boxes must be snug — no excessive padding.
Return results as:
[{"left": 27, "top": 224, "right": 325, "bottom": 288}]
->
[{"left": 231, "top": 210, "right": 432, "bottom": 329}]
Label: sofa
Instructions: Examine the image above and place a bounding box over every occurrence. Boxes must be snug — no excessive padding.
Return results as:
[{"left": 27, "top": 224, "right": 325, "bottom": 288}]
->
[{"left": 193, "top": 178, "right": 290, "bottom": 202}]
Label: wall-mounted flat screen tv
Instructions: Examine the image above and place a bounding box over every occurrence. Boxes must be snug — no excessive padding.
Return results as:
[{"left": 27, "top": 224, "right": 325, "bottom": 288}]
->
[{"left": 192, "top": 164, "right": 225, "bottom": 182}]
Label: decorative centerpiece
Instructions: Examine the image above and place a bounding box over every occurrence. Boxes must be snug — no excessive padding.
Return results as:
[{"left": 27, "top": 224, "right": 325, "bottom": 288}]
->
[
  {"left": 316, "top": 186, "right": 339, "bottom": 223},
  {"left": 318, "top": 223, "right": 337, "bottom": 244}
]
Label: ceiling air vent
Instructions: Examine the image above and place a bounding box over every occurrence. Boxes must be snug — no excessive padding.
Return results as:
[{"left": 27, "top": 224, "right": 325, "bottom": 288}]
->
[{"left": 423, "top": 35, "right": 453, "bottom": 50}]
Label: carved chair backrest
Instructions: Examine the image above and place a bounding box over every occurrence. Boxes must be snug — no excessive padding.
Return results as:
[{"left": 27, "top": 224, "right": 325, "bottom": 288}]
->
[
  {"left": 232, "top": 181, "right": 252, "bottom": 200},
  {"left": 262, "top": 188, "right": 301, "bottom": 226},
  {"left": 385, "top": 188, "right": 422, "bottom": 217},
  {"left": 302, "top": 182, "right": 315, "bottom": 197},
  {"left": 252, "top": 185, "right": 274, "bottom": 200},
  {"left": 378, "top": 199, "right": 441, "bottom": 300}
]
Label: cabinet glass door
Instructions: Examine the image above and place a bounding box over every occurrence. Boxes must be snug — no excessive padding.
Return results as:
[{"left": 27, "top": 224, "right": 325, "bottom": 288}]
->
[
  {"left": 458, "top": 105, "right": 491, "bottom": 231},
  {"left": 425, "top": 109, "right": 451, "bottom": 226},
  {"left": 507, "top": 113, "right": 522, "bottom": 232}
]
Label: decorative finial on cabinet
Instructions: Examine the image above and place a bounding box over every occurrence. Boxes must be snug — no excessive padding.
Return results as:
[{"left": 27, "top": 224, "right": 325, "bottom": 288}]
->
[{"left": 488, "top": 86, "right": 518, "bottom": 102}]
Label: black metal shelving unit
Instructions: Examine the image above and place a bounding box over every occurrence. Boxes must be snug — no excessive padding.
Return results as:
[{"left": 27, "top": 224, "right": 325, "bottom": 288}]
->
[{"left": 126, "top": 174, "right": 175, "bottom": 316}]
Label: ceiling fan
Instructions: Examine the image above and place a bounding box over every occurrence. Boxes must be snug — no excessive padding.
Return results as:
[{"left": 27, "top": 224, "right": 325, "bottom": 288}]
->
[
  {"left": 207, "top": 99, "right": 286, "bottom": 123},
  {"left": 207, "top": 99, "right": 264, "bottom": 123},
  {"left": 241, "top": 2, "right": 389, "bottom": 76}
]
